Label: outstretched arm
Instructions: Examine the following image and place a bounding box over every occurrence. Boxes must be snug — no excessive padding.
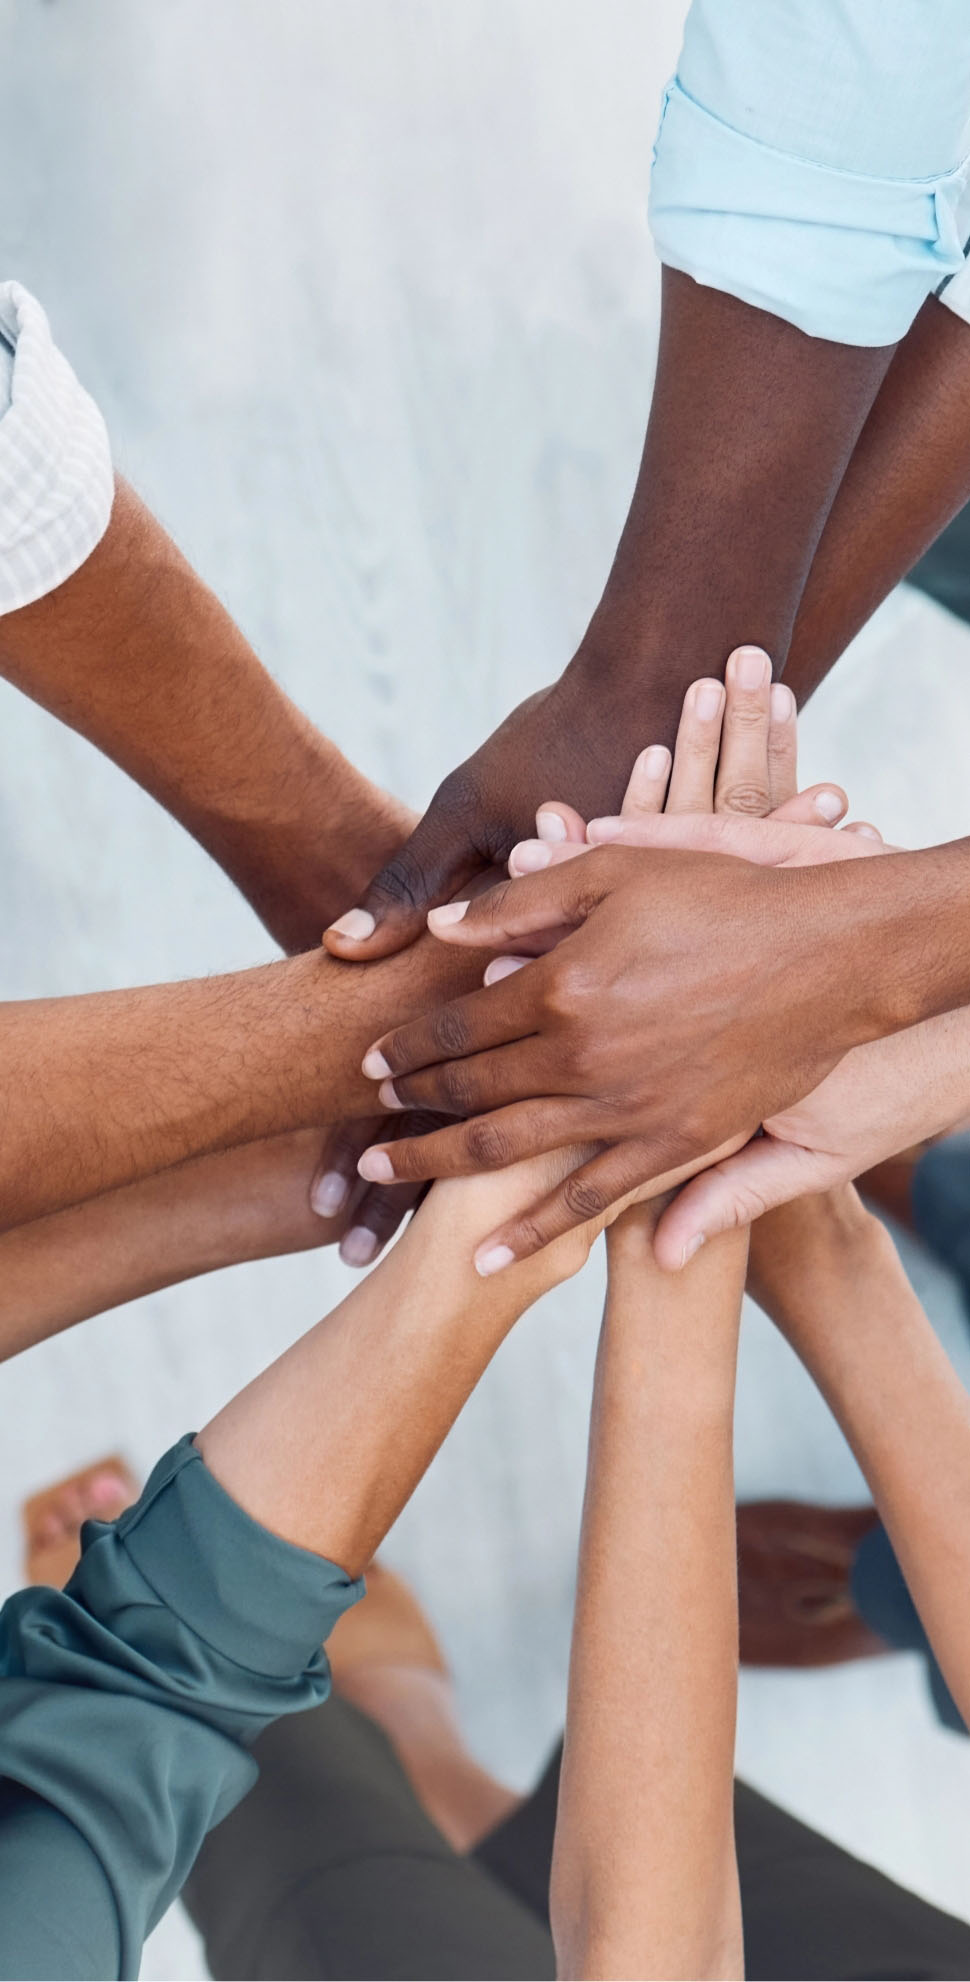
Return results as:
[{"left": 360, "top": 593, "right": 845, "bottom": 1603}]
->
[
  {"left": 0, "top": 476, "right": 410, "bottom": 956},
  {"left": 328, "top": 0, "right": 970, "bottom": 958},
  {"left": 0, "top": 931, "right": 479, "bottom": 1227},
  {"left": 327, "top": 272, "right": 893, "bottom": 958},
  {"left": 0, "top": 1129, "right": 347, "bottom": 1364},
  {"left": 0, "top": 1146, "right": 616, "bottom": 1979},
  {"left": 551, "top": 1208, "right": 747, "bottom": 1980},
  {"left": 747, "top": 1189, "right": 970, "bottom": 1732}
]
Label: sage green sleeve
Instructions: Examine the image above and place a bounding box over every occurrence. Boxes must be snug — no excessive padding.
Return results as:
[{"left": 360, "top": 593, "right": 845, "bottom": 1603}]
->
[{"left": 0, "top": 1435, "right": 364, "bottom": 1979}]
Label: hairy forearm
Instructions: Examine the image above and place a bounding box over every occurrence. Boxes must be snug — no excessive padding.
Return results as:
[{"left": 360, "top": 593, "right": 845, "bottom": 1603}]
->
[
  {"left": 786, "top": 298, "right": 970, "bottom": 704},
  {"left": 0, "top": 1130, "right": 334, "bottom": 1364},
  {"left": 551, "top": 1215, "right": 746, "bottom": 1982},
  {"left": 0, "top": 935, "right": 480, "bottom": 1225},
  {"left": 572, "top": 270, "right": 893, "bottom": 745},
  {"left": 749, "top": 1194, "right": 970, "bottom": 1728},
  {"left": 197, "top": 1158, "right": 585, "bottom": 1577},
  {"left": 0, "top": 478, "right": 408, "bottom": 951}
]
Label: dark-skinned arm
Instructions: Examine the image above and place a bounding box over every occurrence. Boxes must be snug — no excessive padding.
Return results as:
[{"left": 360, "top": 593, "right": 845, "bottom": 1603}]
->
[
  {"left": 785, "top": 296, "right": 970, "bottom": 704},
  {"left": 326, "top": 269, "right": 895, "bottom": 958}
]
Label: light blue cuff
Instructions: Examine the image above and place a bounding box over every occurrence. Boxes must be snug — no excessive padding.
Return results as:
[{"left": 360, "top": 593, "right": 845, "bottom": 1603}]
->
[{"left": 649, "top": 79, "right": 970, "bottom": 345}]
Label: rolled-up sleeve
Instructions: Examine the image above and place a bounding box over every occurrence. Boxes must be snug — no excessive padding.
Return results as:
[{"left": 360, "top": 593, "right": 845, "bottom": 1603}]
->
[
  {"left": 649, "top": 1, "right": 970, "bottom": 345},
  {"left": 0, "top": 1435, "right": 364, "bottom": 1979},
  {"left": 0, "top": 281, "right": 113, "bottom": 613}
]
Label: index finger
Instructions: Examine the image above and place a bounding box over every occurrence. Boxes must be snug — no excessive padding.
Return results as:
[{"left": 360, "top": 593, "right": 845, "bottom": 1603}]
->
[{"left": 361, "top": 956, "right": 547, "bottom": 1084}]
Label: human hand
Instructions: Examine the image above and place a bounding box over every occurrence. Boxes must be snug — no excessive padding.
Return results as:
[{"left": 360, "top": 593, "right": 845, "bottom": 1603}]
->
[
  {"left": 321, "top": 654, "right": 690, "bottom": 962},
  {"left": 354, "top": 653, "right": 893, "bottom": 1269},
  {"left": 650, "top": 1007, "right": 970, "bottom": 1269}
]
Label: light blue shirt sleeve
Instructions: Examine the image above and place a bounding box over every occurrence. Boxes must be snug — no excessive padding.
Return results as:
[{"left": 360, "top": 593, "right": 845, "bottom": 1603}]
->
[{"left": 649, "top": 1, "right": 970, "bottom": 344}]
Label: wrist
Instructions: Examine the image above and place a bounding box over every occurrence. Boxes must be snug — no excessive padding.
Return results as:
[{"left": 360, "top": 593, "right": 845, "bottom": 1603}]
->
[
  {"left": 211, "top": 768, "right": 414, "bottom": 955},
  {"left": 830, "top": 842, "right": 970, "bottom": 1042},
  {"left": 747, "top": 1187, "right": 886, "bottom": 1330}
]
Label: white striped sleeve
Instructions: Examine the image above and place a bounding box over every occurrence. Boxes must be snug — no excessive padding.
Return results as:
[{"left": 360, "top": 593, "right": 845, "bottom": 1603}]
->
[{"left": 0, "top": 281, "right": 113, "bottom": 616}]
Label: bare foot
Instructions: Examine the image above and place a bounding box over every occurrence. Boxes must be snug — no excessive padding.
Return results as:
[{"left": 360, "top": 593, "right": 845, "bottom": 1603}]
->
[
  {"left": 23, "top": 1457, "right": 138, "bottom": 1589},
  {"left": 327, "top": 1561, "right": 521, "bottom": 1853}
]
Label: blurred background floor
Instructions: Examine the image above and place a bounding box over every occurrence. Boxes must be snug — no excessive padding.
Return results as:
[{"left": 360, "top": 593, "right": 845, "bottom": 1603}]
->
[{"left": 0, "top": 4, "right": 968, "bottom": 1973}]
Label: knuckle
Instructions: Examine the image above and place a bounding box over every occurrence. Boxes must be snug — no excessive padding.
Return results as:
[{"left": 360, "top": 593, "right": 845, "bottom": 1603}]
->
[
  {"left": 436, "top": 765, "right": 481, "bottom": 818},
  {"left": 561, "top": 1173, "right": 610, "bottom": 1221},
  {"left": 465, "top": 1117, "right": 516, "bottom": 1169},
  {"left": 683, "top": 729, "right": 718, "bottom": 761},
  {"left": 430, "top": 1005, "right": 470, "bottom": 1057},
  {"left": 508, "top": 1210, "right": 551, "bottom": 1257},
  {"left": 727, "top": 701, "right": 769, "bottom": 733},
  {"left": 718, "top": 780, "right": 772, "bottom": 818},
  {"left": 542, "top": 959, "right": 597, "bottom": 1025},
  {"left": 369, "top": 847, "right": 433, "bottom": 914}
]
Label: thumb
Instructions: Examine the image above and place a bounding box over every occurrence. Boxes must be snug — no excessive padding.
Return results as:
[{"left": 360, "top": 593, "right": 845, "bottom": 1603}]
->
[
  {"left": 652, "top": 1134, "right": 844, "bottom": 1269},
  {"left": 325, "top": 797, "right": 485, "bottom": 961}
]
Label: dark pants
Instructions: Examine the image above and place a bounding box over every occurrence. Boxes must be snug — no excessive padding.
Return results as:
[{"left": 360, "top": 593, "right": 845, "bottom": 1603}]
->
[{"left": 184, "top": 1696, "right": 970, "bottom": 1980}]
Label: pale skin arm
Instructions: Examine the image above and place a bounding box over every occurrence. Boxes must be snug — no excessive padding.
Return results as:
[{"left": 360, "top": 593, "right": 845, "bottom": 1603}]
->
[
  {"left": 196, "top": 1146, "right": 614, "bottom": 1578},
  {"left": 551, "top": 1209, "right": 747, "bottom": 1982},
  {"left": 748, "top": 1190, "right": 970, "bottom": 1732}
]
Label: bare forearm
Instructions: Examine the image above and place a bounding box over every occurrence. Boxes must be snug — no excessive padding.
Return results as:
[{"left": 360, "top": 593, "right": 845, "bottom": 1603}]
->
[
  {"left": 551, "top": 1216, "right": 746, "bottom": 1982},
  {"left": 575, "top": 271, "right": 893, "bottom": 741},
  {"left": 197, "top": 1160, "right": 583, "bottom": 1577},
  {"left": 786, "top": 299, "right": 970, "bottom": 704},
  {"left": 750, "top": 1195, "right": 970, "bottom": 1728},
  {"left": 0, "top": 479, "right": 408, "bottom": 951},
  {"left": 0, "top": 1130, "right": 333, "bottom": 1364},
  {"left": 1, "top": 935, "right": 479, "bottom": 1225}
]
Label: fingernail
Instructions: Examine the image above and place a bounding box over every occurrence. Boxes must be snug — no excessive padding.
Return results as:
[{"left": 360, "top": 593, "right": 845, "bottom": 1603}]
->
[
  {"left": 358, "top": 1149, "right": 396, "bottom": 1183},
  {"left": 853, "top": 823, "right": 882, "bottom": 841},
  {"left": 484, "top": 955, "right": 528, "bottom": 985},
  {"left": 379, "top": 1078, "right": 405, "bottom": 1110},
  {"left": 536, "top": 809, "right": 568, "bottom": 842},
  {"left": 586, "top": 817, "right": 623, "bottom": 842},
  {"left": 693, "top": 680, "right": 724, "bottom": 721},
  {"left": 814, "top": 788, "right": 844, "bottom": 821},
  {"left": 681, "top": 1234, "right": 706, "bottom": 1266},
  {"left": 362, "top": 1048, "right": 392, "bottom": 1080},
  {"left": 638, "top": 744, "right": 670, "bottom": 778},
  {"left": 509, "top": 840, "right": 551, "bottom": 874},
  {"left": 311, "top": 1170, "right": 350, "bottom": 1218},
  {"left": 474, "top": 1242, "right": 517, "bottom": 1278},
  {"left": 769, "top": 683, "right": 795, "bottom": 722},
  {"left": 327, "top": 908, "right": 376, "bottom": 941},
  {"left": 730, "top": 646, "right": 771, "bottom": 690},
  {"left": 428, "top": 901, "right": 469, "bottom": 929},
  {"left": 340, "top": 1226, "right": 379, "bottom": 1268}
]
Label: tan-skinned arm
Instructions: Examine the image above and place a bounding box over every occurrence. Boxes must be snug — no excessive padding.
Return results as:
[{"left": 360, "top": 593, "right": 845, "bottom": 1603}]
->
[
  {"left": 0, "top": 478, "right": 410, "bottom": 955},
  {"left": 550, "top": 1210, "right": 748, "bottom": 1982},
  {"left": 196, "top": 1146, "right": 612, "bottom": 1578},
  {"left": 748, "top": 1190, "right": 970, "bottom": 1732},
  {"left": 0, "top": 1129, "right": 351, "bottom": 1364},
  {"left": 0, "top": 932, "right": 480, "bottom": 1228}
]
